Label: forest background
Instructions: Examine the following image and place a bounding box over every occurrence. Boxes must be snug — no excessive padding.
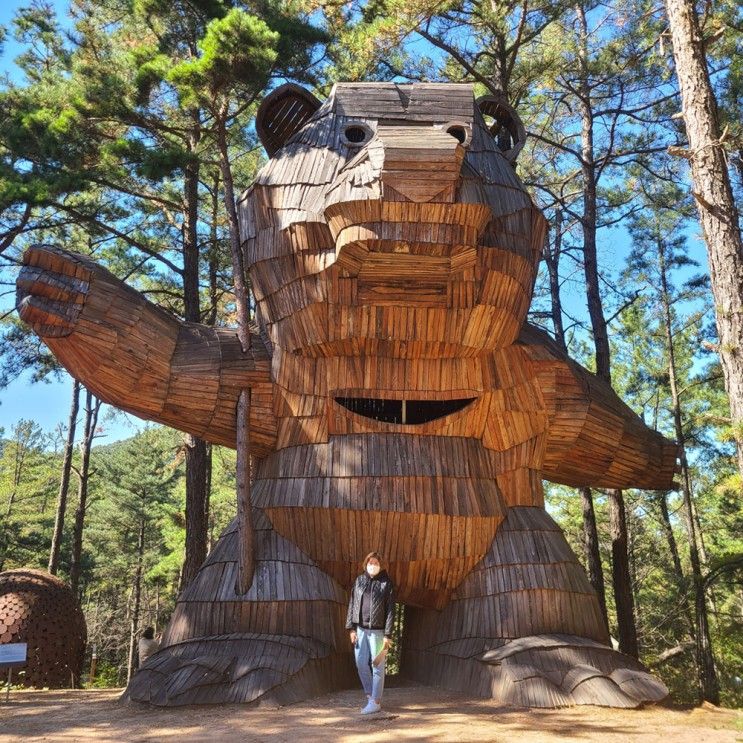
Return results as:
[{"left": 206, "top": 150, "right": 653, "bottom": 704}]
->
[{"left": 0, "top": 0, "right": 740, "bottom": 707}]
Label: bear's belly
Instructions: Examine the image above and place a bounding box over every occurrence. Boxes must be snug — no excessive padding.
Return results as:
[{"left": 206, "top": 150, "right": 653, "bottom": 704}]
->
[{"left": 253, "top": 434, "right": 511, "bottom": 609}]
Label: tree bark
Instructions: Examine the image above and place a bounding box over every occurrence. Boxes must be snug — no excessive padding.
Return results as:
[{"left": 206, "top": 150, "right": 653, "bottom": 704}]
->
[
  {"left": 182, "top": 123, "right": 201, "bottom": 326},
  {"left": 608, "top": 488, "right": 638, "bottom": 657},
  {"left": 207, "top": 172, "right": 220, "bottom": 327},
  {"left": 657, "top": 237, "right": 720, "bottom": 702},
  {"left": 577, "top": 4, "right": 611, "bottom": 385},
  {"left": 155, "top": 582, "right": 160, "bottom": 632},
  {"left": 543, "top": 209, "right": 567, "bottom": 349},
  {"left": 664, "top": 0, "right": 743, "bottom": 482},
  {"left": 179, "top": 115, "right": 211, "bottom": 591},
  {"left": 580, "top": 486, "right": 609, "bottom": 630},
  {"left": 48, "top": 379, "right": 80, "bottom": 575},
  {"left": 654, "top": 489, "right": 694, "bottom": 637},
  {"left": 216, "top": 112, "right": 251, "bottom": 352},
  {"left": 675, "top": 431, "right": 719, "bottom": 703},
  {"left": 181, "top": 434, "right": 210, "bottom": 587},
  {"left": 69, "top": 390, "right": 101, "bottom": 596}
]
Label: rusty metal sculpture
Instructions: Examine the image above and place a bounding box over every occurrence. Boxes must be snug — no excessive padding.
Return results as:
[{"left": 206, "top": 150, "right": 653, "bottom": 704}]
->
[
  {"left": 0, "top": 569, "right": 86, "bottom": 687},
  {"left": 16, "top": 83, "right": 677, "bottom": 708}
]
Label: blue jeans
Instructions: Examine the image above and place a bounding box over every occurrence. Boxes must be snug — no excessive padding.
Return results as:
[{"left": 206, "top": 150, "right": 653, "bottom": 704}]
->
[{"left": 354, "top": 627, "right": 386, "bottom": 702}]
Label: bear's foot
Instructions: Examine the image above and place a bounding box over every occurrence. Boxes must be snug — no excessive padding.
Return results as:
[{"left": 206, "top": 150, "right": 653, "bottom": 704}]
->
[
  {"left": 404, "top": 633, "right": 668, "bottom": 708},
  {"left": 125, "top": 633, "right": 355, "bottom": 707}
]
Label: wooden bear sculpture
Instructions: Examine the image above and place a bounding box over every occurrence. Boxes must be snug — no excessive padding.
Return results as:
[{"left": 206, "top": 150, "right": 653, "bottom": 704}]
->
[{"left": 16, "top": 83, "right": 677, "bottom": 708}]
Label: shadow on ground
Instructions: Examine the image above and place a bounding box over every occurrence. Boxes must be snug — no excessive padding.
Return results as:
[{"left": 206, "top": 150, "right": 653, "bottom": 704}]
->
[{"left": 1, "top": 679, "right": 740, "bottom": 742}]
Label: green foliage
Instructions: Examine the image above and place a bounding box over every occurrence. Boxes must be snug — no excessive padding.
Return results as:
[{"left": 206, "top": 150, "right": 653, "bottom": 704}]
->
[
  {"left": 0, "top": 317, "right": 61, "bottom": 386},
  {"left": 103, "top": 137, "right": 193, "bottom": 182},
  {"left": 85, "top": 660, "right": 122, "bottom": 688},
  {"left": 131, "top": 49, "right": 172, "bottom": 106},
  {"left": 0, "top": 419, "right": 55, "bottom": 572},
  {"left": 168, "top": 10, "right": 279, "bottom": 108},
  {"left": 12, "top": 2, "right": 72, "bottom": 81},
  {"left": 0, "top": 421, "right": 239, "bottom": 688}
]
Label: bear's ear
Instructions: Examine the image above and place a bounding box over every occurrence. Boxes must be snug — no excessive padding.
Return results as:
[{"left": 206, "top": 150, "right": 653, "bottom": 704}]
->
[
  {"left": 256, "top": 83, "right": 322, "bottom": 157},
  {"left": 476, "top": 94, "right": 526, "bottom": 163}
]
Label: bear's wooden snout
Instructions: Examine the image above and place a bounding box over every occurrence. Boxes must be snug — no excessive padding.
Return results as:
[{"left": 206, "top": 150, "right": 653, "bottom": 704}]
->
[{"left": 376, "top": 125, "right": 466, "bottom": 204}]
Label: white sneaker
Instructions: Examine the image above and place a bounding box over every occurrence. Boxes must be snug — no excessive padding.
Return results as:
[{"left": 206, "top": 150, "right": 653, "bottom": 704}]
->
[{"left": 360, "top": 700, "right": 381, "bottom": 715}]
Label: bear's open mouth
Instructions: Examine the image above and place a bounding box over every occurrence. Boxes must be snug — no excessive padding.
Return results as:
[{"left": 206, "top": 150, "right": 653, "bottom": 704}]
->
[{"left": 335, "top": 396, "right": 476, "bottom": 425}]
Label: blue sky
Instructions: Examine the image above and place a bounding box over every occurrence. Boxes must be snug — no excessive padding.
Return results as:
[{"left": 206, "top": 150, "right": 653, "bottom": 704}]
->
[{"left": 0, "top": 0, "right": 72, "bottom": 81}]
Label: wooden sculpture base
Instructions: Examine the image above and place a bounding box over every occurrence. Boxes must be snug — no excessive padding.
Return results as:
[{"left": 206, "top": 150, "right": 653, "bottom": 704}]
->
[
  {"left": 125, "top": 511, "right": 357, "bottom": 706},
  {"left": 125, "top": 507, "right": 667, "bottom": 708},
  {"left": 402, "top": 507, "right": 669, "bottom": 707}
]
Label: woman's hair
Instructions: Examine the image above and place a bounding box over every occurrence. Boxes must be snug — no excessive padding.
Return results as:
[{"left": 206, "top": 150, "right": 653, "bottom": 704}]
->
[
  {"left": 142, "top": 627, "right": 155, "bottom": 640},
  {"left": 363, "top": 551, "right": 383, "bottom": 569}
]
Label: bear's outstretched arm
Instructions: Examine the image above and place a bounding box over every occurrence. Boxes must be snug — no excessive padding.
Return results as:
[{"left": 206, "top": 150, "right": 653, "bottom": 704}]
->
[
  {"left": 16, "top": 245, "right": 276, "bottom": 453},
  {"left": 517, "top": 323, "right": 678, "bottom": 490}
]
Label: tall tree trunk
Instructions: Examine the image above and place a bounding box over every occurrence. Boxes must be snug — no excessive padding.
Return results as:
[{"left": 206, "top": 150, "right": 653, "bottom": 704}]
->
[
  {"left": 654, "top": 489, "right": 684, "bottom": 585},
  {"left": 658, "top": 238, "right": 720, "bottom": 702},
  {"left": 664, "top": 0, "right": 743, "bottom": 482},
  {"left": 690, "top": 497, "right": 717, "bottom": 615},
  {"left": 207, "top": 172, "right": 220, "bottom": 327},
  {"left": 580, "top": 486, "right": 609, "bottom": 630},
  {"left": 181, "top": 434, "right": 209, "bottom": 586},
  {"left": 127, "top": 515, "right": 146, "bottom": 684},
  {"left": 69, "top": 390, "right": 101, "bottom": 596},
  {"left": 5, "top": 485, "right": 17, "bottom": 519},
  {"left": 608, "top": 488, "right": 638, "bottom": 657},
  {"left": 543, "top": 208, "right": 567, "bottom": 348},
  {"left": 216, "top": 113, "right": 251, "bottom": 352},
  {"left": 578, "top": 102, "right": 610, "bottom": 378},
  {"left": 576, "top": 2, "right": 636, "bottom": 652},
  {"left": 48, "top": 380, "right": 81, "bottom": 575},
  {"left": 654, "top": 489, "right": 695, "bottom": 638},
  {"left": 182, "top": 125, "right": 201, "bottom": 326},
  {"left": 179, "top": 118, "right": 211, "bottom": 590}
]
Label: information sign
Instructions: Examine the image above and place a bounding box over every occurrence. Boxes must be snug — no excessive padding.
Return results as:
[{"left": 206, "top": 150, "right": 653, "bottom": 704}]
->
[{"left": 0, "top": 643, "right": 27, "bottom": 668}]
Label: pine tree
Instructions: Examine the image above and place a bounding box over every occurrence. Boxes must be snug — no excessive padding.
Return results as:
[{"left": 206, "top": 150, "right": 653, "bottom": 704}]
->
[
  {"left": 663, "top": 0, "right": 743, "bottom": 493},
  {"left": 96, "top": 427, "right": 177, "bottom": 681},
  {"left": 625, "top": 179, "right": 720, "bottom": 702}
]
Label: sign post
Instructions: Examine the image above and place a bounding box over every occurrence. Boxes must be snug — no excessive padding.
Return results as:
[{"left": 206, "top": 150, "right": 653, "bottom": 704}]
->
[
  {"left": 0, "top": 643, "right": 28, "bottom": 703},
  {"left": 89, "top": 643, "right": 97, "bottom": 682}
]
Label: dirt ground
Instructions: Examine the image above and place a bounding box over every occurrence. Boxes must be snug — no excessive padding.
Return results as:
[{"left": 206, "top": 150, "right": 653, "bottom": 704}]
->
[{"left": 1, "top": 682, "right": 740, "bottom": 743}]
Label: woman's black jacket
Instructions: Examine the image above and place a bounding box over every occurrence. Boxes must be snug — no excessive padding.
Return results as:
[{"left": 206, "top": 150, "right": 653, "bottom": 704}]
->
[{"left": 345, "top": 570, "right": 395, "bottom": 638}]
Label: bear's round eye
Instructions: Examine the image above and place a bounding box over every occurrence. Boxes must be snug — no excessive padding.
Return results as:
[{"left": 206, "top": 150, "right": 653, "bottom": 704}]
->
[
  {"left": 343, "top": 125, "right": 369, "bottom": 145},
  {"left": 446, "top": 124, "right": 469, "bottom": 145}
]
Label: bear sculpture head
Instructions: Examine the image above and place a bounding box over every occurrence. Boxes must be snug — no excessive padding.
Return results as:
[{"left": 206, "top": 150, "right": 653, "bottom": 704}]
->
[{"left": 238, "top": 83, "right": 546, "bottom": 359}]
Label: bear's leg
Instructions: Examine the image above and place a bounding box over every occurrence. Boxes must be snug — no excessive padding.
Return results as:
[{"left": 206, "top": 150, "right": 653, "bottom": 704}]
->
[
  {"left": 402, "top": 506, "right": 668, "bottom": 708},
  {"left": 124, "top": 509, "right": 356, "bottom": 706}
]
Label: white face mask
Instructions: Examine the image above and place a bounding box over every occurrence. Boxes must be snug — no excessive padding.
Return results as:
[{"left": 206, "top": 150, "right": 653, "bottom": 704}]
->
[{"left": 366, "top": 564, "right": 380, "bottom": 577}]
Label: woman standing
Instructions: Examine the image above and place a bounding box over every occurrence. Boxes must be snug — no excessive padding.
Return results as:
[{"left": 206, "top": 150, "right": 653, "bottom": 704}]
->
[
  {"left": 137, "top": 627, "right": 160, "bottom": 667},
  {"left": 346, "top": 552, "right": 395, "bottom": 715}
]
